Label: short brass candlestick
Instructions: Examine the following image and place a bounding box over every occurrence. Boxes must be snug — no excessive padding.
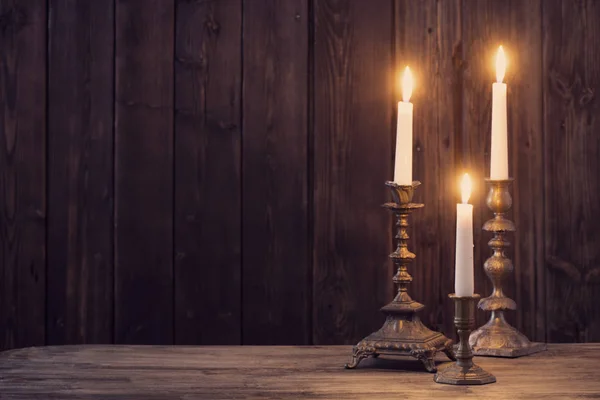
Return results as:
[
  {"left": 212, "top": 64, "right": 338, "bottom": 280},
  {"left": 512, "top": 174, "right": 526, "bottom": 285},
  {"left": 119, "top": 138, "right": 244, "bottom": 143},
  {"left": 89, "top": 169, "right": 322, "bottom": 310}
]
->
[
  {"left": 434, "top": 294, "right": 496, "bottom": 385},
  {"left": 345, "top": 181, "right": 455, "bottom": 372},
  {"left": 469, "top": 179, "right": 546, "bottom": 357}
]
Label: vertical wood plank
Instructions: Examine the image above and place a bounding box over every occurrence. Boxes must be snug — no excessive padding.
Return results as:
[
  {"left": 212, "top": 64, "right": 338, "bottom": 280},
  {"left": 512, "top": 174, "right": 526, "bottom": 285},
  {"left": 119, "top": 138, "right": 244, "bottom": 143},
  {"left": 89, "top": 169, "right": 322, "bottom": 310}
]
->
[
  {"left": 47, "top": 0, "right": 115, "bottom": 345},
  {"left": 462, "top": 0, "right": 544, "bottom": 337},
  {"left": 174, "top": 0, "right": 241, "bottom": 344},
  {"left": 242, "top": 0, "right": 309, "bottom": 344},
  {"left": 395, "top": 0, "right": 462, "bottom": 339},
  {"left": 504, "top": 0, "right": 545, "bottom": 343},
  {"left": 115, "top": 0, "right": 174, "bottom": 344},
  {"left": 313, "top": 0, "right": 393, "bottom": 344},
  {"left": 0, "top": 0, "right": 46, "bottom": 350},
  {"left": 543, "top": 0, "right": 600, "bottom": 342}
]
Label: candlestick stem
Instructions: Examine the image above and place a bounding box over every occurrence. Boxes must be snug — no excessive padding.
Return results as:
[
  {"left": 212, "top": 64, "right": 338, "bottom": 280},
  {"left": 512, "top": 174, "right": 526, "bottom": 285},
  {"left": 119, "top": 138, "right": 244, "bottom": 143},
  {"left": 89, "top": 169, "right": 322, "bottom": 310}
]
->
[
  {"left": 469, "top": 179, "right": 546, "bottom": 357},
  {"left": 345, "top": 181, "right": 455, "bottom": 372}
]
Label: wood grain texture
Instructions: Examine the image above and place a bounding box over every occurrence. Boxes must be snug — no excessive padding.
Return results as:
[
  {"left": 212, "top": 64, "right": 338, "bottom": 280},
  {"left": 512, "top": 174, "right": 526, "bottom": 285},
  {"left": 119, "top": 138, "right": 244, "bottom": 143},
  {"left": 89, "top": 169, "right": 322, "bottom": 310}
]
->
[
  {"left": 0, "top": 0, "right": 46, "bottom": 350},
  {"left": 395, "top": 0, "right": 461, "bottom": 339},
  {"left": 543, "top": 0, "right": 600, "bottom": 342},
  {"left": 502, "top": 0, "right": 545, "bottom": 343},
  {"left": 242, "top": 0, "right": 309, "bottom": 344},
  {"left": 47, "top": 0, "right": 115, "bottom": 345},
  {"left": 313, "top": 0, "right": 393, "bottom": 345},
  {"left": 174, "top": 0, "right": 242, "bottom": 344},
  {"left": 2, "top": 0, "right": 600, "bottom": 349},
  {"left": 114, "top": 0, "right": 174, "bottom": 344},
  {"left": 0, "top": 345, "right": 599, "bottom": 399},
  {"left": 461, "top": 1, "right": 544, "bottom": 338}
]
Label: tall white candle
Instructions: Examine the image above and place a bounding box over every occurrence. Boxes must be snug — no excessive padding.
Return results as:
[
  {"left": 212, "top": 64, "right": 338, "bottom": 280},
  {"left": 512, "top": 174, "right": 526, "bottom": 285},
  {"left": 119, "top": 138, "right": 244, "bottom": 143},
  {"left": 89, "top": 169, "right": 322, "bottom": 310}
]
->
[
  {"left": 394, "top": 67, "right": 414, "bottom": 185},
  {"left": 490, "top": 46, "right": 508, "bottom": 179},
  {"left": 455, "top": 174, "right": 474, "bottom": 296}
]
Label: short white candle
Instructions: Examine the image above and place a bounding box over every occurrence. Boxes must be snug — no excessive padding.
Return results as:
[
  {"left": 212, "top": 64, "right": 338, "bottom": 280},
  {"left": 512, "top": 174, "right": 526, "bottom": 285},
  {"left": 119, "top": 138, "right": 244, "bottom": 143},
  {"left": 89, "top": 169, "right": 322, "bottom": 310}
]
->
[
  {"left": 393, "top": 67, "right": 414, "bottom": 185},
  {"left": 455, "top": 173, "right": 474, "bottom": 296},
  {"left": 490, "top": 46, "right": 509, "bottom": 180}
]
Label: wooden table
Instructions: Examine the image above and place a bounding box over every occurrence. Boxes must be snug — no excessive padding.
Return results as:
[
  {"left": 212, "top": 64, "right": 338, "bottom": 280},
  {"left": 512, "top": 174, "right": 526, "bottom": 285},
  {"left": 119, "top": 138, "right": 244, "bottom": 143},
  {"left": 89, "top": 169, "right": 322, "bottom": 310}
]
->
[{"left": 0, "top": 344, "right": 598, "bottom": 399}]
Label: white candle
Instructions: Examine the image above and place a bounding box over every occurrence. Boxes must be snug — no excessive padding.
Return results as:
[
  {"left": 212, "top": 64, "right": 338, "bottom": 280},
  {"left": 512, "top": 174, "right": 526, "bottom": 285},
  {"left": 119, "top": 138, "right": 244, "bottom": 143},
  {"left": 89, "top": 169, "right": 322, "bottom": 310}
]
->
[
  {"left": 393, "top": 67, "right": 414, "bottom": 185},
  {"left": 490, "top": 46, "right": 508, "bottom": 179},
  {"left": 455, "top": 174, "right": 474, "bottom": 296}
]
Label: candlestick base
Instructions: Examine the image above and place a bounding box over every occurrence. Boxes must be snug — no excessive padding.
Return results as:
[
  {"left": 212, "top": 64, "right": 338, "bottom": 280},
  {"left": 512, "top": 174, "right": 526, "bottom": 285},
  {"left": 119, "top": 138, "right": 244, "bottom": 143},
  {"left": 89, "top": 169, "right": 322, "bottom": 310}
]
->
[
  {"left": 469, "top": 311, "right": 547, "bottom": 357},
  {"left": 345, "top": 304, "right": 456, "bottom": 372},
  {"left": 433, "top": 361, "right": 497, "bottom": 385}
]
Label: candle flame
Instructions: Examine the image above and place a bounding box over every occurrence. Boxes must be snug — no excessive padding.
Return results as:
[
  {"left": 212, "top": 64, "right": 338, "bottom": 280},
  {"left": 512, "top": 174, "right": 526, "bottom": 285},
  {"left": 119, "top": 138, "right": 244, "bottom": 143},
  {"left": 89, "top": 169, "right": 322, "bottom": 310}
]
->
[
  {"left": 461, "top": 173, "right": 472, "bottom": 204},
  {"left": 402, "top": 66, "right": 413, "bottom": 102},
  {"left": 496, "top": 46, "right": 506, "bottom": 83}
]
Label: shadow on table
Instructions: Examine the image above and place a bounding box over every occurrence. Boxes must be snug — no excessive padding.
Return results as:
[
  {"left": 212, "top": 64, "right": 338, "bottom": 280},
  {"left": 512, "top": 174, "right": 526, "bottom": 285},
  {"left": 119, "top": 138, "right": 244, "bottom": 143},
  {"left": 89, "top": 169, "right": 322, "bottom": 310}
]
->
[{"left": 349, "top": 356, "right": 452, "bottom": 373}]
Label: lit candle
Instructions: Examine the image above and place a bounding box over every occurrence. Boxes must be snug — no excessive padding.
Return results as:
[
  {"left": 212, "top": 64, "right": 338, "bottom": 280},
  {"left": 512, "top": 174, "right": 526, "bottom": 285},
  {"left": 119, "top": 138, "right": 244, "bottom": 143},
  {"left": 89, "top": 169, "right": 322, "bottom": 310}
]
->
[
  {"left": 393, "top": 66, "right": 414, "bottom": 185},
  {"left": 490, "top": 46, "right": 508, "bottom": 179},
  {"left": 455, "top": 173, "right": 474, "bottom": 296}
]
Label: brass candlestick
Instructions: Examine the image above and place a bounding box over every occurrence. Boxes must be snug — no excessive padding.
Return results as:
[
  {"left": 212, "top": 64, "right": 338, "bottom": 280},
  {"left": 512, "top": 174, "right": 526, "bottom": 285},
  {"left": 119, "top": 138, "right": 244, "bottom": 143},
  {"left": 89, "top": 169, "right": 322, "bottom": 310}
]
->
[
  {"left": 469, "top": 179, "right": 546, "bottom": 357},
  {"left": 434, "top": 294, "right": 496, "bottom": 385},
  {"left": 345, "top": 181, "right": 455, "bottom": 372}
]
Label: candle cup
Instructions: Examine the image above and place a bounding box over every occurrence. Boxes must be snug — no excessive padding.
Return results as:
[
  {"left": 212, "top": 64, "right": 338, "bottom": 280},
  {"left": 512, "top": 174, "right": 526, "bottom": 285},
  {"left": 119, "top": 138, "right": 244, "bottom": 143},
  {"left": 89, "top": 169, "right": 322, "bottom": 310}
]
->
[
  {"left": 469, "top": 178, "right": 547, "bottom": 357},
  {"left": 386, "top": 180, "right": 419, "bottom": 204},
  {"left": 434, "top": 294, "right": 496, "bottom": 385},
  {"left": 345, "top": 181, "right": 455, "bottom": 372}
]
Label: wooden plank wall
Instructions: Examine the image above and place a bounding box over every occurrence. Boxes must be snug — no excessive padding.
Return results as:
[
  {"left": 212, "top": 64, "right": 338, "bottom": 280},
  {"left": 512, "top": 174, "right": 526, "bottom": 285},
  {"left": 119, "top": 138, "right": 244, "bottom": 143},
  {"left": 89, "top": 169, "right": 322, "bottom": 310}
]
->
[
  {"left": 313, "top": 0, "right": 393, "bottom": 344},
  {"left": 242, "top": 0, "right": 309, "bottom": 345},
  {"left": 0, "top": 0, "right": 598, "bottom": 350},
  {"left": 173, "top": 0, "right": 242, "bottom": 345},
  {"left": 543, "top": 0, "right": 600, "bottom": 342},
  {"left": 0, "top": 0, "right": 46, "bottom": 349},
  {"left": 47, "top": 0, "right": 114, "bottom": 345},
  {"left": 114, "top": 0, "right": 174, "bottom": 344}
]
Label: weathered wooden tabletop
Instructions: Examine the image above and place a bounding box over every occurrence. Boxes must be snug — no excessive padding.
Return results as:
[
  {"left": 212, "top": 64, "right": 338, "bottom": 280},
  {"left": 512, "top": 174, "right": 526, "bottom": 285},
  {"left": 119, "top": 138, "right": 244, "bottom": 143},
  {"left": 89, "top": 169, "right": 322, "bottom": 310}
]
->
[{"left": 0, "top": 344, "right": 598, "bottom": 399}]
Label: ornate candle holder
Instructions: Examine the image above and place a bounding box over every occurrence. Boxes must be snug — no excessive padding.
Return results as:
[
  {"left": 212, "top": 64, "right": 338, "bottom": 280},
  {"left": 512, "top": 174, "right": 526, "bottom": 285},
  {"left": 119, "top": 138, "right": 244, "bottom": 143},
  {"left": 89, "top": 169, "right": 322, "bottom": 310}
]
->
[
  {"left": 469, "top": 179, "right": 546, "bottom": 357},
  {"left": 345, "top": 181, "right": 455, "bottom": 372},
  {"left": 434, "top": 294, "right": 496, "bottom": 385}
]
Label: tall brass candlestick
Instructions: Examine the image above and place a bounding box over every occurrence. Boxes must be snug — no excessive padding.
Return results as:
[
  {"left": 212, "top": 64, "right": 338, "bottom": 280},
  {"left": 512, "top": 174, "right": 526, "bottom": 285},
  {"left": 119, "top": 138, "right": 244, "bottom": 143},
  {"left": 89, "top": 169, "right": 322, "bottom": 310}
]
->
[
  {"left": 469, "top": 179, "right": 546, "bottom": 357},
  {"left": 434, "top": 294, "right": 496, "bottom": 385},
  {"left": 345, "top": 181, "right": 455, "bottom": 372}
]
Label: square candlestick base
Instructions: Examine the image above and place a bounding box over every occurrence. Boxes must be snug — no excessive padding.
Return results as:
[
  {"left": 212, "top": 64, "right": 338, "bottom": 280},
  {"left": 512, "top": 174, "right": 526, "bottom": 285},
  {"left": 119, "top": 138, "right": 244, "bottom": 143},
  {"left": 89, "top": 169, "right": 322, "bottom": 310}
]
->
[{"left": 345, "top": 310, "right": 455, "bottom": 372}]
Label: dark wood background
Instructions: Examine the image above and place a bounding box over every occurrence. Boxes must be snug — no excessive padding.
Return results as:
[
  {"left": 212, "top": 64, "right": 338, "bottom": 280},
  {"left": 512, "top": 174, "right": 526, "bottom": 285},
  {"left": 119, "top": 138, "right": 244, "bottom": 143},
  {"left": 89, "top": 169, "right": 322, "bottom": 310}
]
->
[{"left": 0, "top": 0, "right": 598, "bottom": 350}]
